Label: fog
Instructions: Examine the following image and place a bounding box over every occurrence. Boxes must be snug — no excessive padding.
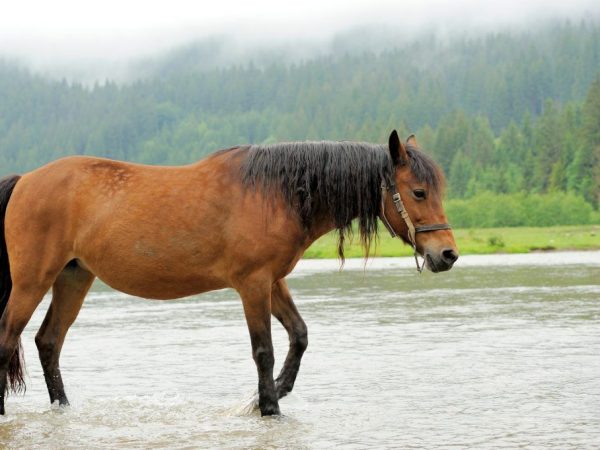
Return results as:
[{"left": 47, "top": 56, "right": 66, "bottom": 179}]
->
[{"left": 1, "top": 0, "right": 599, "bottom": 82}]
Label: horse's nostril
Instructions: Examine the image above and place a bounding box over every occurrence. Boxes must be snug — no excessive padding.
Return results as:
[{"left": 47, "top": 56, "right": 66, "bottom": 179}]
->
[{"left": 442, "top": 248, "right": 459, "bottom": 264}]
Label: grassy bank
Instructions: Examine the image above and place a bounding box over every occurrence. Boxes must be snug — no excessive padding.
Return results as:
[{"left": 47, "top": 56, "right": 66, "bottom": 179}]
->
[{"left": 303, "top": 224, "right": 600, "bottom": 259}]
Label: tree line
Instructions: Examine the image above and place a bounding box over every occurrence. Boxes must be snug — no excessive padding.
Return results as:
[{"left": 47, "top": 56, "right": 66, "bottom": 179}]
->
[{"left": 0, "top": 20, "right": 599, "bottom": 226}]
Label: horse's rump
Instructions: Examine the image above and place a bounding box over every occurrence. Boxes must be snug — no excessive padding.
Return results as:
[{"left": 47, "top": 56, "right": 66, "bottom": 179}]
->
[{"left": 0, "top": 174, "right": 25, "bottom": 393}]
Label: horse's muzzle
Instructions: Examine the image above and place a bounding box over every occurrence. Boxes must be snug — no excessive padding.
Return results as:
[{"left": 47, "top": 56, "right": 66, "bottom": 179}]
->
[{"left": 425, "top": 248, "right": 459, "bottom": 273}]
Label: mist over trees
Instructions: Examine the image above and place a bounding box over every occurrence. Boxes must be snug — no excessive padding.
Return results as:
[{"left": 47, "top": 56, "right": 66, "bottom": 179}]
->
[{"left": 0, "top": 20, "right": 599, "bottom": 226}]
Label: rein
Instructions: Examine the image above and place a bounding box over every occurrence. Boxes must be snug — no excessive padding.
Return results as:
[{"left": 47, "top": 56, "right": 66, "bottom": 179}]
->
[{"left": 380, "top": 181, "right": 451, "bottom": 273}]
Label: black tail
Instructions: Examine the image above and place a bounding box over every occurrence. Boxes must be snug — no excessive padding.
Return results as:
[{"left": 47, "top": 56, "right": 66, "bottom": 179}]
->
[{"left": 0, "top": 174, "right": 24, "bottom": 394}]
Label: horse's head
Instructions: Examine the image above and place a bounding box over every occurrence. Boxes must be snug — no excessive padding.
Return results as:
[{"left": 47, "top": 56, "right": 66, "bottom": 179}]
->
[{"left": 381, "top": 130, "right": 458, "bottom": 272}]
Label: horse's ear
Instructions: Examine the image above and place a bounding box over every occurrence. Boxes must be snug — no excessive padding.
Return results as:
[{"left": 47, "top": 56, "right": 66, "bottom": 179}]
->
[
  {"left": 388, "top": 130, "right": 408, "bottom": 165},
  {"left": 406, "top": 134, "right": 419, "bottom": 147}
]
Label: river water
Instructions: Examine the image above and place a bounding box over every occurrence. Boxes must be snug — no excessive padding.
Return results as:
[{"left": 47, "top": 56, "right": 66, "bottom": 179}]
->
[{"left": 1, "top": 251, "right": 599, "bottom": 449}]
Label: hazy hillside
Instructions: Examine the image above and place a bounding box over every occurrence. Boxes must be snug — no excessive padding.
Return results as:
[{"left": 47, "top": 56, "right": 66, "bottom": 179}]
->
[{"left": 0, "top": 20, "right": 599, "bottom": 219}]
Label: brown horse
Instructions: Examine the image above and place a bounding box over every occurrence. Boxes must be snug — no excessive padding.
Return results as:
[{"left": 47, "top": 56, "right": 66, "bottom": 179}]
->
[{"left": 0, "top": 130, "right": 458, "bottom": 416}]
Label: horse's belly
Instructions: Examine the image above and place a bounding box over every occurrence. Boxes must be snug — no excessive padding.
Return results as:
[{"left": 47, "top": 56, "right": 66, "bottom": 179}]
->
[{"left": 79, "top": 253, "right": 229, "bottom": 300}]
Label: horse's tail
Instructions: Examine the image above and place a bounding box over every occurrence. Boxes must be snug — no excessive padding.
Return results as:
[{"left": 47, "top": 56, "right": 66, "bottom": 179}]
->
[{"left": 0, "top": 174, "right": 25, "bottom": 394}]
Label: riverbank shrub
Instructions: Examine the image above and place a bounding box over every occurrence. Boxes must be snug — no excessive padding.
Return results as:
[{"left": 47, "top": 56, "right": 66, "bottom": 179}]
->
[{"left": 445, "top": 191, "right": 596, "bottom": 228}]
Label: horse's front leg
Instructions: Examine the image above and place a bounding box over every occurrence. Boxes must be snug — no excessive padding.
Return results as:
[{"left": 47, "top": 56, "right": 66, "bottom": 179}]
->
[
  {"left": 271, "top": 279, "right": 308, "bottom": 400},
  {"left": 237, "top": 277, "right": 280, "bottom": 416}
]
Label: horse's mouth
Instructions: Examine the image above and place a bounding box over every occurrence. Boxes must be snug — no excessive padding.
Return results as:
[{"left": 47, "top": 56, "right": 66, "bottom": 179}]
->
[
  {"left": 425, "top": 254, "right": 439, "bottom": 273},
  {"left": 425, "top": 254, "right": 454, "bottom": 273}
]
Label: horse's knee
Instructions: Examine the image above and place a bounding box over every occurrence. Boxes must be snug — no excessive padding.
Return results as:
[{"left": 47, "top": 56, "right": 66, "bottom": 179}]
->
[
  {"left": 253, "top": 345, "right": 275, "bottom": 369},
  {"left": 292, "top": 322, "right": 308, "bottom": 354}
]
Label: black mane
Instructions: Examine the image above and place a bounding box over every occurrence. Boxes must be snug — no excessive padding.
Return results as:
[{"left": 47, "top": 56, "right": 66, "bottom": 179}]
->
[{"left": 240, "top": 140, "right": 442, "bottom": 260}]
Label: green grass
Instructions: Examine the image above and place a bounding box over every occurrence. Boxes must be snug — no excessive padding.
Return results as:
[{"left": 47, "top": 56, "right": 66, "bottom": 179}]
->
[{"left": 303, "top": 224, "right": 600, "bottom": 259}]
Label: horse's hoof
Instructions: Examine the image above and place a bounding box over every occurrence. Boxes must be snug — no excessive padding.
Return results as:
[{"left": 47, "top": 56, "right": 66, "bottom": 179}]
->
[{"left": 260, "top": 404, "right": 281, "bottom": 416}]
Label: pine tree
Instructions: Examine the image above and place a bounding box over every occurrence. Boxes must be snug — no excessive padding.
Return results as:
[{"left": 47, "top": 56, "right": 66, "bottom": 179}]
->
[{"left": 581, "top": 74, "right": 600, "bottom": 205}]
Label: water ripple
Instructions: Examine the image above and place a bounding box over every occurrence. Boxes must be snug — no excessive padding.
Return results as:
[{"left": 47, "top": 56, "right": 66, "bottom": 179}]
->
[{"left": 3, "top": 252, "right": 600, "bottom": 448}]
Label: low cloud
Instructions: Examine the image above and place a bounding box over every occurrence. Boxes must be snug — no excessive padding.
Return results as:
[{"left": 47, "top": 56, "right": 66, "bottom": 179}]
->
[{"left": 1, "top": 0, "right": 598, "bottom": 81}]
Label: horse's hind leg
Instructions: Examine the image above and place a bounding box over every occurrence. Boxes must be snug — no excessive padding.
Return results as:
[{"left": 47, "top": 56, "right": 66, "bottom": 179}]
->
[
  {"left": 0, "top": 281, "right": 55, "bottom": 414},
  {"left": 35, "top": 263, "right": 94, "bottom": 406},
  {"left": 271, "top": 279, "right": 308, "bottom": 400}
]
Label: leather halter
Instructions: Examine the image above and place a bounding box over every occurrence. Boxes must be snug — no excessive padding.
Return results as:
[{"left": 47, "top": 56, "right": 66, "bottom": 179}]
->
[{"left": 380, "top": 180, "right": 451, "bottom": 272}]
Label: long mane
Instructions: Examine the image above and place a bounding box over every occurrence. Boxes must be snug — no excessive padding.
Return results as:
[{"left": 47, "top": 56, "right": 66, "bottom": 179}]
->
[{"left": 240, "top": 140, "right": 443, "bottom": 260}]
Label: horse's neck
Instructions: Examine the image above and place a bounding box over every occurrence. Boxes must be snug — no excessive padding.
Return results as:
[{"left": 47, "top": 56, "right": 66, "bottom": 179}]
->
[{"left": 305, "top": 208, "right": 358, "bottom": 245}]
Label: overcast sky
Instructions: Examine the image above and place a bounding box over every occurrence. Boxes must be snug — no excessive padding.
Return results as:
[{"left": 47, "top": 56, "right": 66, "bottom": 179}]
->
[{"left": 1, "top": 0, "right": 598, "bottom": 70}]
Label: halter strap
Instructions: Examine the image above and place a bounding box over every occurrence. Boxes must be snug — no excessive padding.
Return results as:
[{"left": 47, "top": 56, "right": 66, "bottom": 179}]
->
[
  {"left": 380, "top": 180, "right": 451, "bottom": 273},
  {"left": 415, "top": 224, "right": 452, "bottom": 233}
]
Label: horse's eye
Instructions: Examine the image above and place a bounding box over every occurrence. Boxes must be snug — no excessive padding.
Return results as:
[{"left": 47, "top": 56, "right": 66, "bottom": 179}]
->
[{"left": 413, "top": 189, "right": 427, "bottom": 200}]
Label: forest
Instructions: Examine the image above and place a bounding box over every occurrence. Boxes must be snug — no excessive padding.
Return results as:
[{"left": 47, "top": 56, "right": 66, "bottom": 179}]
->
[{"left": 0, "top": 20, "right": 599, "bottom": 227}]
